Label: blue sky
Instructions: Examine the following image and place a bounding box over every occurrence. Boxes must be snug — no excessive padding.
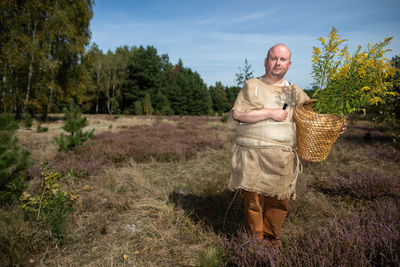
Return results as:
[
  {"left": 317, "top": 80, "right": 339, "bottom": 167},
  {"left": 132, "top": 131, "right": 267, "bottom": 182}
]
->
[{"left": 90, "top": 0, "right": 400, "bottom": 89}]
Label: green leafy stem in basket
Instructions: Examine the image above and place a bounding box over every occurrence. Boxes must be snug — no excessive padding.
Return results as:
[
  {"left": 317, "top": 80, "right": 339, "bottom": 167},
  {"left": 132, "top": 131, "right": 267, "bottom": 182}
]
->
[{"left": 311, "top": 27, "right": 398, "bottom": 116}]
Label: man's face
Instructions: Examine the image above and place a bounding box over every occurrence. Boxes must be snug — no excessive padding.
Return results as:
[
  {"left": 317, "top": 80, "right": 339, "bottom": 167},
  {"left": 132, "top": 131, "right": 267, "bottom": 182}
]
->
[{"left": 264, "top": 46, "right": 292, "bottom": 79}]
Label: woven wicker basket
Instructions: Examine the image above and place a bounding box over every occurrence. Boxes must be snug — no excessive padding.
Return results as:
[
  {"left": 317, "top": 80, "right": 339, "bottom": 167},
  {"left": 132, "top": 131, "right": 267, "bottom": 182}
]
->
[{"left": 293, "top": 100, "right": 345, "bottom": 162}]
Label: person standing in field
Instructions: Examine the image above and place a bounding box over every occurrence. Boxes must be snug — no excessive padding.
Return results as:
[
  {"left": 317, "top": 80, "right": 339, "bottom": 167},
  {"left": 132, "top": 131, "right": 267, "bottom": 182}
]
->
[{"left": 228, "top": 44, "right": 310, "bottom": 244}]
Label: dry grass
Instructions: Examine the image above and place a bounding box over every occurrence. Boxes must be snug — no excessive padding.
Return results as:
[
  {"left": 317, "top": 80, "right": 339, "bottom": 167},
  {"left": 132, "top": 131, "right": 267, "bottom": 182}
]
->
[
  {"left": 7, "top": 115, "right": 230, "bottom": 266},
  {"left": 3, "top": 115, "right": 400, "bottom": 266}
]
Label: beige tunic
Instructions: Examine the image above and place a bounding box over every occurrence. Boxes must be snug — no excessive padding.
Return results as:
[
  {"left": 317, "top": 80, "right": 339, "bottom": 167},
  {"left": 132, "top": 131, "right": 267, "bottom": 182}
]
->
[{"left": 228, "top": 78, "right": 309, "bottom": 199}]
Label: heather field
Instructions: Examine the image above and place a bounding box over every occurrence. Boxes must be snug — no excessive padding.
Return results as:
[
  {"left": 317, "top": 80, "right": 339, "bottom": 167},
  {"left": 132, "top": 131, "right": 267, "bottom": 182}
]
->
[{"left": 1, "top": 115, "right": 400, "bottom": 266}]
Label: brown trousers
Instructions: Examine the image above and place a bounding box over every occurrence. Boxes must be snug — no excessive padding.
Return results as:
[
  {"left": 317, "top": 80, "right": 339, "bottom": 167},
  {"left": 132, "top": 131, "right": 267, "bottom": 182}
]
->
[{"left": 243, "top": 190, "right": 289, "bottom": 240}]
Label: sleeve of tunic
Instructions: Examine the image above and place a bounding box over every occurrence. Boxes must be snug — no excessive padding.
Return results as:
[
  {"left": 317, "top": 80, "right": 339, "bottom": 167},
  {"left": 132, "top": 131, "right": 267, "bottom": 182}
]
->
[
  {"left": 293, "top": 84, "right": 310, "bottom": 107},
  {"left": 232, "top": 78, "right": 264, "bottom": 112},
  {"left": 227, "top": 78, "right": 264, "bottom": 129}
]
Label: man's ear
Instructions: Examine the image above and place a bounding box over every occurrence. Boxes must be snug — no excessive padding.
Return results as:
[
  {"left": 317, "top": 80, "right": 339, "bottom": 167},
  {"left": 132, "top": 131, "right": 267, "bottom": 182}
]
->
[{"left": 264, "top": 57, "right": 267, "bottom": 67}]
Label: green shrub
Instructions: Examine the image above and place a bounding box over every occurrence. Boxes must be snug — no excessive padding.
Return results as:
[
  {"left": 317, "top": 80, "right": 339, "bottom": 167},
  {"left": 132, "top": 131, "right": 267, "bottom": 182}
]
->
[
  {"left": 36, "top": 123, "right": 48, "bottom": 133},
  {"left": 20, "top": 171, "right": 77, "bottom": 244},
  {"left": 198, "top": 246, "right": 225, "bottom": 267},
  {"left": 0, "top": 113, "right": 31, "bottom": 204},
  {"left": 134, "top": 100, "right": 143, "bottom": 115},
  {"left": 54, "top": 101, "right": 94, "bottom": 151},
  {"left": 221, "top": 114, "right": 228, "bottom": 123},
  {"left": 370, "top": 55, "right": 400, "bottom": 143},
  {"left": 22, "top": 113, "right": 33, "bottom": 128},
  {"left": 112, "top": 101, "right": 121, "bottom": 114}
]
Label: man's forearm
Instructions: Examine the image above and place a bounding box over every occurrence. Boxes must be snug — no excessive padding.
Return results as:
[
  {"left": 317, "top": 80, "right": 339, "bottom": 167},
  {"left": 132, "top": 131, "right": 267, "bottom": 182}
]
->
[
  {"left": 233, "top": 109, "right": 272, "bottom": 123},
  {"left": 233, "top": 108, "right": 287, "bottom": 123}
]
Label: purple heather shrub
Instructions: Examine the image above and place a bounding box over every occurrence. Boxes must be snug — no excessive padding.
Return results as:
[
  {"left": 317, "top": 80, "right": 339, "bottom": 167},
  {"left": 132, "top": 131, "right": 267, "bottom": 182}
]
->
[
  {"left": 47, "top": 122, "right": 223, "bottom": 177},
  {"left": 283, "top": 200, "right": 399, "bottom": 266},
  {"left": 368, "top": 147, "right": 400, "bottom": 162},
  {"left": 175, "top": 116, "right": 221, "bottom": 125},
  {"left": 224, "top": 201, "right": 399, "bottom": 266},
  {"left": 313, "top": 169, "right": 400, "bottom": 200},
  {"left": 223, "top": 229, "right": 282, "bottom": 267}
]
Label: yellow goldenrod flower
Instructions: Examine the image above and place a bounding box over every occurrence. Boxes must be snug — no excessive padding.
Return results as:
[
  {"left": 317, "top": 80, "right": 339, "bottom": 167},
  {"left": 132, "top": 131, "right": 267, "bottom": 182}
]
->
[
  {"left": 369, "top": 96, "right": 382, "bottom": 105},
  {"left": 313, "top": 47, "right": 322, "bottom": 54},
  {"left": 339, "top": 45, "right": 348, "bottom": 56},
  {"left": 311, "top": 27, "right": 394, "bottom": 115},
  {"left": 388, "top": 92, "right": 399, "bottom": 96}
]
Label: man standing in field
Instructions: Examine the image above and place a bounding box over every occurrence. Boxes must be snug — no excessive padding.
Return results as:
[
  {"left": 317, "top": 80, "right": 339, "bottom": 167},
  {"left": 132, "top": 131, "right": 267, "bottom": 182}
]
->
[{"left": 228, "top": 44, "right": 309, "bottom": 244}]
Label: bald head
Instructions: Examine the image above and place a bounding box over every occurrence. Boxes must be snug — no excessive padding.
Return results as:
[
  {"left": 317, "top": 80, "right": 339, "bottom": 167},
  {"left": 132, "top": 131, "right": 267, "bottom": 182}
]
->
[{"left": 267, "top": 43, "right": 291, "bottom": 61}]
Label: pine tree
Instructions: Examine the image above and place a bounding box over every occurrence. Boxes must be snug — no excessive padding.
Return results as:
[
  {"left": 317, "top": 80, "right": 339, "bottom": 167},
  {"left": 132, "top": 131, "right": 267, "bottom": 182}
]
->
[
  {"left": 153, "top": 89, "right": 172, "bottom": 115},
  {"left": 0, "top": 113, "right": 31, "bottom": 204},
  {"left": 124, "top": 46, "right": 163, "bottom": 105},
  {"left": 235, "top": 59, "right": 254, "bottom": 87},
  {"left": 54, "top": 101, "right": 94, "bottom": 151},
  {"left": 210, "top": 82, "right": 230, "bottom": 115}
]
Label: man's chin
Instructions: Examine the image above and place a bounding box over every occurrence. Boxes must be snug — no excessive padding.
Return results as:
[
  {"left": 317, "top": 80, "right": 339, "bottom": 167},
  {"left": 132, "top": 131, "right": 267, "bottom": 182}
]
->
[{"left": 271, "top": 72, "right": 285, "bottom": 79}]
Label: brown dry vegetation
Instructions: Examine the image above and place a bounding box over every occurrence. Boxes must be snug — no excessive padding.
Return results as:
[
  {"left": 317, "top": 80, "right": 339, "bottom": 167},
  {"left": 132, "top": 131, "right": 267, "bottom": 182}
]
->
[{"left": 2, "top": 115, "right": 400, "bottom": 266}]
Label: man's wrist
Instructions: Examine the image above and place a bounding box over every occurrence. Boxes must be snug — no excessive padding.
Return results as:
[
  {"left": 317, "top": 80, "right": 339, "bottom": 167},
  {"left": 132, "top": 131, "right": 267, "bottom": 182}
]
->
[{"left": 262, "top": 108, "right": 272, "bottom": 120}]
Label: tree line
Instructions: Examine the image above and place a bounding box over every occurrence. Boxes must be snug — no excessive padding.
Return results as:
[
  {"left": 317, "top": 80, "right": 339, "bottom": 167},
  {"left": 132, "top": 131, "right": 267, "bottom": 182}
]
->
[
  {"left": 0, "top": 1, "right": 243, "bottom": 120},
  {"left": 83, "top": 44, "right": 243, "bottom": 116}
]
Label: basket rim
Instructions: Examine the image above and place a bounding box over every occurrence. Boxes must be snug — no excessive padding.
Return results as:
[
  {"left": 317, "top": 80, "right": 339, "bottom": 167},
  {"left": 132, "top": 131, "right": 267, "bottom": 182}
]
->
[{"left": 296, "top": 99, "right": 344, "bottom": 120}]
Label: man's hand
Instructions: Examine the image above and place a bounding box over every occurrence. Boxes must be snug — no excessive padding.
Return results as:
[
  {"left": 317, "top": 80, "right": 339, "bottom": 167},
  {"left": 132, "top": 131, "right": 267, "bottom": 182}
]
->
[
  {"left": 339, "top": 117, "right": 347, "bottom": 135},
  {"left": 270, "top": 109, "right": 288, "bottom": 122}
]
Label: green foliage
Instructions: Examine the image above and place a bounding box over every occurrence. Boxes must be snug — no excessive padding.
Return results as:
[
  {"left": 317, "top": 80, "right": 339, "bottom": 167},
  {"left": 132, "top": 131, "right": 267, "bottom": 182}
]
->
[
  {"left": 198, "top": 246, "right": 225, "bottom": 267},
  {"left": 124, "top": 45, "right": 163, "bottom": 103},
  {"left": 0, "top": 0, "right": 247, "bottom": 117},
  {"left": 235, "top": 59, "right": 254, "bottom": 87},
  {"left": 54, "top": 101, "right": 94, "bottom": 151},
  {"left": 20, "top": 171, "right": 77, "bottom": 244},
  {"left": 176, "top": 66, "right": 212, "bottom": 115},
  {"left": 209, "top": 82, "right": 230, "bottom": 115},
  {"left": 36, "top": 122, "right": 48, "bottom": 133},
  {"left": 112, "top": 101, "right": 121, "bottom": 114},
  {"left": 221, "top": 114, "right": 228, "bottom": 123},
  {"left": 304, "top": 86, "right": 318, "bottom": 99},
  {"left": 224, "top": 86, "right": 241, "bottom": 109},
  {"left": 134, "top": 100, "right": 143, "bottom": 115},
  {"left": 143, "top": 93, "right": 154, "bottom": 115},
  {"left": 0, "top": 0, "right": 94, "bottom": 119},
  {"left": 153, "top": 90, "right": 173, "bottom": 115},
  {"left": 22, "top": 113, "right": 33, "bottom": 128},
  {"left": 370, "top": 55, "right": 400, "bottom": 142},
  {"left": 0, "top": 114, "right": 31, "bottom": 204}
]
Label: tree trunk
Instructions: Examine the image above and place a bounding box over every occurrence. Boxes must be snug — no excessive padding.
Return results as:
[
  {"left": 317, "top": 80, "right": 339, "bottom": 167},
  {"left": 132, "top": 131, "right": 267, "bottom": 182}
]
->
[
  {"left": 42, "top": 80, "right": 54, "bottom": 122},
  {"left": 107, "top": 74, "right": 111, "bottom": 114},
  {"left": 2, "top": 64, "right": 7, "bottom": 98},
  {"left": 14, "top": 76, "right": 22, "bottom": 120},
  {"left": 47, "top": 82, "right": 54, "bottom": 116},
  {"left": 95, "top": 67, "right": 101, "bottom": 114},
  {"left": 95, "top": 91, "right": 99, "bottom": 114},
  {"left": 111, "top": 83, "right": 116, "bottom": 114},
  {"left": 22, "top": 21, "right": 37, "bottom": 114}
]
